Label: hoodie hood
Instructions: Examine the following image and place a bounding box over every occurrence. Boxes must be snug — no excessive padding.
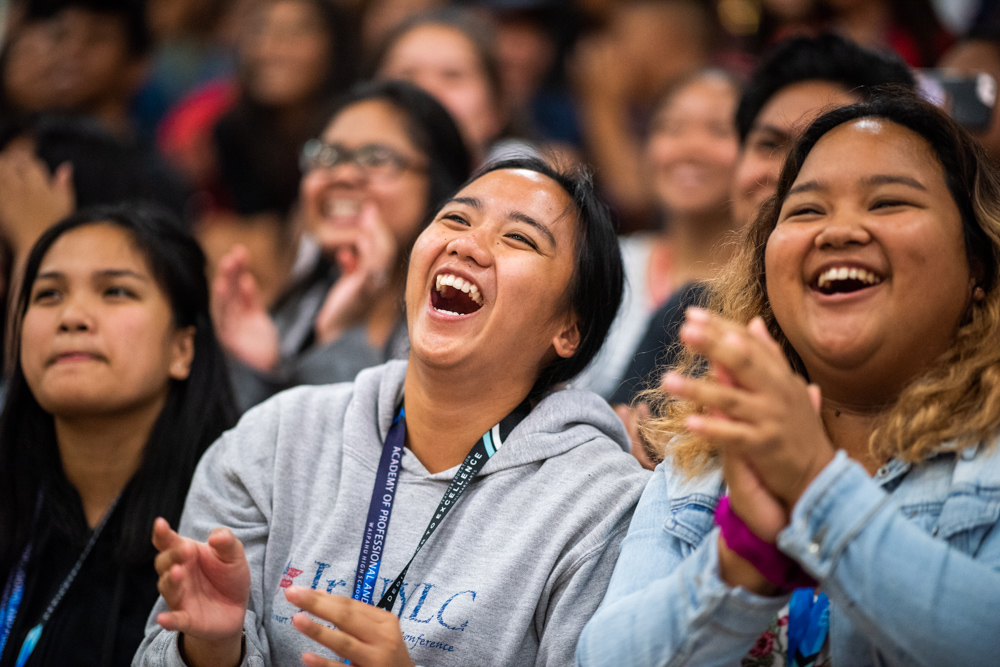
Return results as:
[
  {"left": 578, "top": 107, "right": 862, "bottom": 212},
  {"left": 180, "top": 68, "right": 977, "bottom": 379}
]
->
[{"left": 358, "top": 360, "right": 631, "bottom": 477}]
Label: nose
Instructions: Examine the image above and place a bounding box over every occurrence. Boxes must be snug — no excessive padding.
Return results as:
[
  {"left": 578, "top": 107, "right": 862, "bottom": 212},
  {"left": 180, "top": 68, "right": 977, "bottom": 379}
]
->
[
  {"left": 446, "top": 226, "right": 493, "bottom": 267},
  {"left": 814, "top": 210, "right": 872, "bottom": 249},
  {"left": 57, "top": 298, "right": 93, "bottom": 333}
]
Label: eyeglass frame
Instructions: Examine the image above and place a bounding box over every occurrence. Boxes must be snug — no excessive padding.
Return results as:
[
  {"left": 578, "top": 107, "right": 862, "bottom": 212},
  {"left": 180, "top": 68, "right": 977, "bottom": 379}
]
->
[{"left": 299, "top": 139, "right": 427, "bottom": 177}]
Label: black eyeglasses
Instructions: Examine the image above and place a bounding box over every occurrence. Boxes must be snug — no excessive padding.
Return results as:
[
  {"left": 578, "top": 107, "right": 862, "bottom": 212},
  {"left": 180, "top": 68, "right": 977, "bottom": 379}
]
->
[{"left": 300, "top": 139, "right": 426, "bottom": 178}]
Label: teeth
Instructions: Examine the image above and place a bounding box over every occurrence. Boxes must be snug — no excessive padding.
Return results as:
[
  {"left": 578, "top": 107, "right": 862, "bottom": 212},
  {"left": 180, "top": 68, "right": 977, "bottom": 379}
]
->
[
  {"left": 330, "top": 200, "right": 360, "bottom": 217},
  {"left": 816, "top": 266, "right": 883, "bottom": 288},
  {"left": 436, "top": 309, "right": 461, "bottom": 316},
  {"left": 434, "top": 273, "right": 483, "bottom": 306}
]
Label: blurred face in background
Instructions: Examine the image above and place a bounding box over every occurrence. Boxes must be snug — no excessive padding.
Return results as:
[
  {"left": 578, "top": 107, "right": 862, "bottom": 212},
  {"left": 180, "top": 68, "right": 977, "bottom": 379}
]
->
[
  {"left": 300, "top": 99, "right": 431, "bottom": 254},
  {"left": 379, "top": 24, "right": 501, "bottom": 153},
  {"left": 8, "top": 9, "right": 143, "bottom": 115},
  {"left": 938, "top": 39, "right": 1000, "bottom": 160},
  {"left": 731, "top": 80, "right": 859, "bottom": 227},
  {"left": 241, "top": 0, "right": 332, "bottom": 108},
  {"left": 646, "top": 74, "right": 740, "bottom": 220}
]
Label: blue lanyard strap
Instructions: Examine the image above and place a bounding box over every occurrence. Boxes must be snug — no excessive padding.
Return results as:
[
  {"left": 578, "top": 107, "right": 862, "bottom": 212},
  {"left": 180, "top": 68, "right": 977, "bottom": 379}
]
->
[
  {"left": 2, "top": 493, "right": 120, "bottom": 667},
  {"left": 352, "top": 401, "right": 530, "bottom": 612},
  {"left": 787, "top": 588, "right": 830, "bottom": 667}
]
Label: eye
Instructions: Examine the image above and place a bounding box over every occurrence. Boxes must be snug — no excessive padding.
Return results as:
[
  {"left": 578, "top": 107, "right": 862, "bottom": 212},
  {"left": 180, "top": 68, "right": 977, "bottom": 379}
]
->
[
  {"left": 440, "top": 212, "right": 470, "bottom": 227},
  {"left": 104, "top": 285, "right": 137, "bottom": 299},
  {"left": 31, "top": 287, "right": 60, "bottom": 303},
  {"left": 871, "top": 199, "right": 909, "bottom": 210},
  {"left": 506, "top": 232, "right": 539, "bottom": 250}
]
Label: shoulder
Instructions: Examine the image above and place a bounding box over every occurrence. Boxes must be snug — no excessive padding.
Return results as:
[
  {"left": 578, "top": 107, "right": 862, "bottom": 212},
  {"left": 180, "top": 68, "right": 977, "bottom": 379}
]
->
[{"left": 218, "top": 360, "right": 407, "bottom": 461}]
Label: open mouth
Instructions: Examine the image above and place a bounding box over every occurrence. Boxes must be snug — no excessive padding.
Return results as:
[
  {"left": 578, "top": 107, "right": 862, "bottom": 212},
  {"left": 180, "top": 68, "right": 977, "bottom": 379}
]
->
[
  {"left": 812, "top": 266, "right": 884, "bottom": 296},
  {"left": 431, "top": 273, "right": 484, "bottom": 316}
]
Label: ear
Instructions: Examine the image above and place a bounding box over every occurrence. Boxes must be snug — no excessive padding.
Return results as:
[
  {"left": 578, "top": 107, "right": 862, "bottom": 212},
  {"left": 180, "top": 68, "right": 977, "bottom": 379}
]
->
[
  {"left": 169, "top": 326, "right": 196, "bottom": 381},
  {"left": 551, "top": 311, "right": 580, "bottom": 359}
]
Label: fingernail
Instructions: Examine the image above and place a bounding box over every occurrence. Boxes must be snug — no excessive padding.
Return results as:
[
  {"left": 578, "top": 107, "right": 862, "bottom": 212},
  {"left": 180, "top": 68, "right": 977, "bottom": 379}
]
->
[
  {"left": 686, "top": 414, "right": 704, "bottom": 429},
  {"left": 662, "top": 372, "right": 683, "bottom": 392},
  {"left": 686, "top": 306, "right": 710, "bottom": 322},
  {"left": 679, "top": 322, "right": 704, "bottom": 343}
]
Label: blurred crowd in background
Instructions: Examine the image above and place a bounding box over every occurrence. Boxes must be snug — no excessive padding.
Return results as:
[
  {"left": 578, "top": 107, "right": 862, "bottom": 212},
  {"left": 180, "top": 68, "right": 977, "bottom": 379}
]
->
[{"left": 0, "top": 0, "right": 997, "bottom": 413}]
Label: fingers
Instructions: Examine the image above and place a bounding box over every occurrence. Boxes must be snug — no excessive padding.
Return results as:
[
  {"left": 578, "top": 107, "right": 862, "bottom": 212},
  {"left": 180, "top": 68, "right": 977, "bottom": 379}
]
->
[
  {"left": 207, "top": 526, "right": 246, "bottom": 565},
  {"left": 156, "top": 609, "right": 193, "bottom": 633},
  {"left": 151, "top": 517, "right": 180, "bottom": 552},
  {"left": 662, "top": 372, "right": 762, "bottom": 423},
  {"left": 292, "top": 613, "right": 374, "bottom": 666},
  {"left": 679, "top": 308, "right": 789, "bottom": 392},
  {"left": 285, "top": 588, "right": 385, "bottom": 643}
]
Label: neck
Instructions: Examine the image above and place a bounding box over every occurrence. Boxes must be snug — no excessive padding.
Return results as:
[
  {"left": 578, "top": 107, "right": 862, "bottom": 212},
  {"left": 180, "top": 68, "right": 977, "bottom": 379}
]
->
[
  {"left": 55, "top": 400, "right": 163, "bottom": 528},
  {"left": 820, "top": 398, "right": 885, "bottom": 474},
  {"left": 663, "top": 208, "right": 734, "bottom": 284},
  {"left": 402, "top": 360, "right": 530, "bottom": 473}
]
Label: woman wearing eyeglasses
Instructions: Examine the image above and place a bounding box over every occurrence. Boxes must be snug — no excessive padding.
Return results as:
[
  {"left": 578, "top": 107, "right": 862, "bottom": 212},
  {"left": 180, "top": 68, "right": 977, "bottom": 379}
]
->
[{"left": 212, "top": 80, "right": 472, "bottom": 410}]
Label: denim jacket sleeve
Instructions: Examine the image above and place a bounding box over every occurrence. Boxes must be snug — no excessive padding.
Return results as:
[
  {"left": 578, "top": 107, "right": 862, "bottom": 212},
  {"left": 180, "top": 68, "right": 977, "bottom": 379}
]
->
[
  {"left": 575, "top": 462, "right": 791, "bottom": 667},
  {"left": 778, "top": 448, "right": 1000, "bottom": 666}
]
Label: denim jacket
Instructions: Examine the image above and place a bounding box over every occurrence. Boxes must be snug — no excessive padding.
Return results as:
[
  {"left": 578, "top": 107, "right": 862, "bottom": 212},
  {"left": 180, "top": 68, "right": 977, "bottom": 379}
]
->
[{"left": 576, "top": 441, "right": 1000, "bottom": 666}]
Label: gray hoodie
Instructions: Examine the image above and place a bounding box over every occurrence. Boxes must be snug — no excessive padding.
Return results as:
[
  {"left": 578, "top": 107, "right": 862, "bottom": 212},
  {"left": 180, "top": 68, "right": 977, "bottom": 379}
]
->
[{"left": 134, "top": 360, "right": 650, "bottom": 666}]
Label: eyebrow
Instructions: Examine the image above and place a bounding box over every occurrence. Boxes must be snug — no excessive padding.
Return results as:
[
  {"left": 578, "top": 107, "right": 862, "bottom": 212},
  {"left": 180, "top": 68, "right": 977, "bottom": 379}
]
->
[
  {"left": 787, "top": 174, "right": 928, "bottom": 196},
  {"left": 35, "top": 269, "right": 150, "bottom": 281},
  {"left": 442, "top": 196, "right": 558, "bottom": 247}
]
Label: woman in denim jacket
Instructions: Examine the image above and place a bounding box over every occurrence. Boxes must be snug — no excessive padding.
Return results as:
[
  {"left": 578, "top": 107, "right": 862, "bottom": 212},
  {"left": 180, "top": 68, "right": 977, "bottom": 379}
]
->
[{"left": 577, "top": 93, "right": 1000, "bottom": 667}]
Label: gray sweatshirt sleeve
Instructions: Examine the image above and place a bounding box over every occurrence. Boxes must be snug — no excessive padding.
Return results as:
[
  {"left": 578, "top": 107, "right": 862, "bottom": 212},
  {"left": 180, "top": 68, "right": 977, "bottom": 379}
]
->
[
  {"left": 133, "top": 400, "right": 282, "bottom": 667},
  {"left": 534, "top": 516, "right": 632, "bottom": 667}
]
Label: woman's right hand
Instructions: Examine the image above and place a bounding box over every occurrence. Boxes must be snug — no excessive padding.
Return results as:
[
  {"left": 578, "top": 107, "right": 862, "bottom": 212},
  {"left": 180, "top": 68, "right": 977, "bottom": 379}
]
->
[
  {"left": 313, "top": 202, "right": 397, "bottom": 346},
  {"left": 211, "top": 245, "right": 281, "bottom": 372},
  {"left": 152, "top": 518, "right": 251, "bottom": 667}
]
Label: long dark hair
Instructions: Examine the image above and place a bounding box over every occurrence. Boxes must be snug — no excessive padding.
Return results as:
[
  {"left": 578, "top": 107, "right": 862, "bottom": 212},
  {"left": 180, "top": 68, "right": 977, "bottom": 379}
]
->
[{"left": 0, "top": 203, "right": 237, "bottom": 570}]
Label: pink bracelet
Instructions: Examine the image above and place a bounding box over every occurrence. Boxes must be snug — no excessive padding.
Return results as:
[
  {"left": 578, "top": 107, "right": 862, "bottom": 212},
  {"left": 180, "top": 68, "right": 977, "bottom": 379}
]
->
[{"left": 714, "top": 496, "right": 816, "bottom": 591}]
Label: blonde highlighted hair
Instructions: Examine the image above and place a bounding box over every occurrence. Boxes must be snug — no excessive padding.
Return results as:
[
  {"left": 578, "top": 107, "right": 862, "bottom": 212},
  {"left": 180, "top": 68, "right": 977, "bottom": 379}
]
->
[{"left": 641, "top": 92, "right": 1000, "bottom": 476}]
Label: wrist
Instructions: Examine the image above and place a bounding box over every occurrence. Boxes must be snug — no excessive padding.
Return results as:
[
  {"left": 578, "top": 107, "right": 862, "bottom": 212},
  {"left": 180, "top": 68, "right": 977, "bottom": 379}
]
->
[
  {"left": 717, "top": 534, "right": 781, "bottom": 596},
  {"left": 715, "top": 496, "right": 816, "bottom": 592},
  {"left": 179, "top": 631, "right": 244, "bottom": 667}
]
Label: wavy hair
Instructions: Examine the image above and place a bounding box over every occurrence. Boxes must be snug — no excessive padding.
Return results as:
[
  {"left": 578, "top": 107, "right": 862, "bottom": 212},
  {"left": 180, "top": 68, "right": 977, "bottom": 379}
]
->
[{"left": 642, "top": 92, "right": 1000, "bottom": 475}]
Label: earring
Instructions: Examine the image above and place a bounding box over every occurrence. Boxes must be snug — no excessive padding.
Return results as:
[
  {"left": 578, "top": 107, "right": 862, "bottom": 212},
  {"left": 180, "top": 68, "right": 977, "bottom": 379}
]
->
[{"left": 974, "top": 285, "right": 986, "bottom": 302}]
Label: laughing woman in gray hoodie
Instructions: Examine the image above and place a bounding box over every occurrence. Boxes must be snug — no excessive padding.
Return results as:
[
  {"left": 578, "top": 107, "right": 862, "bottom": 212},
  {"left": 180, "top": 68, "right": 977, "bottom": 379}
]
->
[{"left": 135, "top": 157, "right": 651, "bottom": 667}]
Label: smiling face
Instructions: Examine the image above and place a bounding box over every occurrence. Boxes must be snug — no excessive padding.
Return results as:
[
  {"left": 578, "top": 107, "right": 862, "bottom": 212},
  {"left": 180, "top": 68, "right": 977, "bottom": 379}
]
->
[
  {"left": 241, "top": 0, "right": 332, "bottom": 108},
  {"left": 20, "top": 223, "right": 194, "bottom": 420},
  {"left": 647, "top": 74, "right": 739, "bottom": 220},
  {"left": 405, "top": 169, "right": 580, "bottom": 386},
  {"left": 765, "top": 119, "right": 974, "bottom": 405},
  {"left": 378, "top": 24, "right": 501, "bottom": 153},
  {"left": 732, "top": 80, "right": 860, "bottom": 227},
  {"left": 300, "top": 99, "right": 431, "bottom": 253}
]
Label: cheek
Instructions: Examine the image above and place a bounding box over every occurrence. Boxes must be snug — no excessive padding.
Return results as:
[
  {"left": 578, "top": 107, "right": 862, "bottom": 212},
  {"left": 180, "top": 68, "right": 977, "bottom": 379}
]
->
[
  {"left": 19, "top": 313, "right": 49, "bottom": 376},
  {"left": 647, "top": 135, "right": 678, "bottom": 168},
  {"left": 377, "top": 180, "right": 428, "bottom": 243}
]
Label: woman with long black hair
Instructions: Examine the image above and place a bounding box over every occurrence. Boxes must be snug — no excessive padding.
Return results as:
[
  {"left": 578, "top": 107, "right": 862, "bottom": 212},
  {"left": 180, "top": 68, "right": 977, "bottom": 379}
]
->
[{"left": 0, "top": 204, "right": 236, "bottom": 666}]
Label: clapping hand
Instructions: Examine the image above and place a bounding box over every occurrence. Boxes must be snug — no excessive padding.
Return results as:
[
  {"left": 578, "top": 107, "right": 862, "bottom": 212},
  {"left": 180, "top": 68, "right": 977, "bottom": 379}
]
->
[
  {"left": 152, "top": 518, "right": 251, "bottom": 667},
  {"left": 211, "top": 244, "right": 281, "bottom": 372},
  {"left": 285, "top": 586, "right": 414, "bottom": 667}
]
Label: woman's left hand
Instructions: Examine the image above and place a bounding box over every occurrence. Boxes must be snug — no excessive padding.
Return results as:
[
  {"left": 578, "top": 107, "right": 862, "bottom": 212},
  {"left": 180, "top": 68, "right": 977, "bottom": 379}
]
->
[
  {"left": 664, "top": 307, "right": 835, "bottom": 509},
  {"left": 285, "top": 586, "right": 414, "bottom": 667}
]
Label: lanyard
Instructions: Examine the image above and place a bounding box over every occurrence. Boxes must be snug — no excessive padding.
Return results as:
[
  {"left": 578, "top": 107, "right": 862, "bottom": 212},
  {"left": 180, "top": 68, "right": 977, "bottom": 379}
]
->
[
  {"left": 787, "top": 588, "right": 830, "bottom": 667},
  {"left": 2, "top": 494, "right": 120, "bottom": 667},
  {"left": 352, "top": 401, "right": 529, "bottom": 612}
]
